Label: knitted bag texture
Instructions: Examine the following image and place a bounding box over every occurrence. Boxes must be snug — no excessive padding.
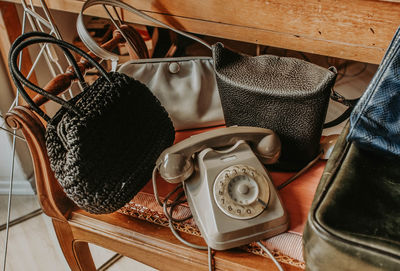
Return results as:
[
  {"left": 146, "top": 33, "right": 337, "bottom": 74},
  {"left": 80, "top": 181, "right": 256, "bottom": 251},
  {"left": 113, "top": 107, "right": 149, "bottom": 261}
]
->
[
  {"left": 45, "top": 73, "right": 175, "bottom": 214},
  {"left": 8, "top": 32, "right": 174, "bottom": 214}
]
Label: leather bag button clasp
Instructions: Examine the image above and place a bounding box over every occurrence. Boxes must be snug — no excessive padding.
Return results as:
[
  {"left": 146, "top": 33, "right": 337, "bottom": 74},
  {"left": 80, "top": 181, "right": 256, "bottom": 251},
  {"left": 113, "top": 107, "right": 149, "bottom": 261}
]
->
[{"left": 168, "top": 62, "right": 180, "bottom": 74}]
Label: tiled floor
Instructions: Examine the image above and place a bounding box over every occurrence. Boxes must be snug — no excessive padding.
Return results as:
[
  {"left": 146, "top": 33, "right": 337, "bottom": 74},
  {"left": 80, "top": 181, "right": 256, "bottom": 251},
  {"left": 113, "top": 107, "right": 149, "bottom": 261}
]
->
[
  {"left": 0, "top": 61, "right": 378, "bottom": 271},
  {"left": 0, "top": 195, "right": 157, "bottom": 271}
]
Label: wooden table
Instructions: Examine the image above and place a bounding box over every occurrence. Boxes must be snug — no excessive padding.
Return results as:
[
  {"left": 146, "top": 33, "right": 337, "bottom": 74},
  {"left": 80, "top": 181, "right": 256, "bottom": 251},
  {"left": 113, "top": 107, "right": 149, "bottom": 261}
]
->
[{"left": 1, "top": 0, "right": 400, "bottom": 66}]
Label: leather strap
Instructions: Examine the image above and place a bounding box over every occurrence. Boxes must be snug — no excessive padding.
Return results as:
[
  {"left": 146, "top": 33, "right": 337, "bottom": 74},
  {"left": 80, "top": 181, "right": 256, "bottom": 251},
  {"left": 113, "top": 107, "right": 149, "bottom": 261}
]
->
[
  {"left": 101, "top": 5, "right": 149, "bottom": 59},
  {"left": 323, "top": 90, "right": 359, "bottom": 129},
  {"left": 77, "top": 0, "right": 212, "bottom": 62}
]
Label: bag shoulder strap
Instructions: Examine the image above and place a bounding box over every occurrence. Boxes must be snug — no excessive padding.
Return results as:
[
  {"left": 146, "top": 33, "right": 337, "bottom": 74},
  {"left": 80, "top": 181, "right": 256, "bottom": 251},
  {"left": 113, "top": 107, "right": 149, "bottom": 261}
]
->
[
  {"left": 77, "top": 0, "right": 212, "bottom": 62},
  {"left": 324, "top": 90, "right": 359, "bottom": 129}
]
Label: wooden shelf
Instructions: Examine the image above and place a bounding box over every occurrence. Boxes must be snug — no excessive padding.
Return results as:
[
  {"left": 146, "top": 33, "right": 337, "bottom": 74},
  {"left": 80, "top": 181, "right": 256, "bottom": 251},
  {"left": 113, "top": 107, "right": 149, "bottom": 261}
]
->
[{"left": 3, "top": 0, "right": 400, "bottom": 64}]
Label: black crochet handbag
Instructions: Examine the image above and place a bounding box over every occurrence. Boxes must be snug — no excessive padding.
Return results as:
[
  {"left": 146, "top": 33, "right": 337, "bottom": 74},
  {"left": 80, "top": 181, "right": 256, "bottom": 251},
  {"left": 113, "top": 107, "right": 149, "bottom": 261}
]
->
[{"left": 9, "top": 32, "right": 175, "bottom": 214}]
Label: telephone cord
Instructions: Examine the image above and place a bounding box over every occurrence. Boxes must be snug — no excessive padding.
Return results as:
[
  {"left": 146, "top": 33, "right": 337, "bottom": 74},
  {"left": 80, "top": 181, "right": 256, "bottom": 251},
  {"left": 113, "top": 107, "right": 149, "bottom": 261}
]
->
[
  {"left": 166, "top": 215, "right": 207, "bottom": 250},
  {"left": 208, "top": 247, "right": 215, "bottom": 271},
  {"left": 153, "top": 168, "right": 215, "bottom": 270},
  {"left": 164, "top": 198, "right": 193, "bottom": 223},
  {"left": 153, "top": 167, "right": 284, "bottom": 271},
  {"left": 162, "top": 185, "right": 206, "bottom": 249},
  {"left": 152, "top": 167, "right": 165, "bottom": 207},
  {"left": 167, "top": 216, "right": 214, "bottom": 271},
  {"left": 256, "top": 241, "right": 284, "bottom": 271},
  {"left": 153, "top": 168, "right": 206, "bottom": 248}
]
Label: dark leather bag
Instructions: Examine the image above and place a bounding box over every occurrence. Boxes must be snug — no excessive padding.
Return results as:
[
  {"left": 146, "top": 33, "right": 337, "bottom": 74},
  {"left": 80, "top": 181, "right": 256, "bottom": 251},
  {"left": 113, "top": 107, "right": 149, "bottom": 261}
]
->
[
  {"left": 347, "top": 27, "right": 400, "bottom": 157},
  {"left": 213, "top": 45, "right": 337, "bottom": 170},
  {"left": 77, "top": 0, "right": 345, "bottom": 171},
  {"left": 304, "top": 28, "right": 400, "bottom": 270},
  {"left": 9, "top": 32, "right": 175, "bottom": 214},
  {"left": 303, "top": 124, "right": 400, "bottom": 270}
]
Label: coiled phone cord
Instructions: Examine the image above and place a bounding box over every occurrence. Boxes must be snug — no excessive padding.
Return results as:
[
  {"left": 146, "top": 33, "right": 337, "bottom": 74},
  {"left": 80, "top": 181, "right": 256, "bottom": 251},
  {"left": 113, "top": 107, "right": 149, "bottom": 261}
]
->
[{"left": 152, "top": 167, "right": 284, "bottom": 271}]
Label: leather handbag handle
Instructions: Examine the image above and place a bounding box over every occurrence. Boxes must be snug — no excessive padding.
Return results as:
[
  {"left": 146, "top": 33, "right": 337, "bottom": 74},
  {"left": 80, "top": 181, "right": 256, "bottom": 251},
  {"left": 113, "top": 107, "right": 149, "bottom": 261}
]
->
[
  {"left": 77, "top": 0, "right": 212, "bottom": 62},
  {"left": 119, "top": 25, "right": 150, "bottom": 59},
  {"left": 100, "top": 4, "right": 149, "bottom": 59},
  {"left": 9, "top": 32, "right": 111, "bottom": 122},
  {"left": 77, "top": 0, "right": 358, "bottom": 129},
  {"left": 323, "top": 90, "right": 359, "bottom": 128}
]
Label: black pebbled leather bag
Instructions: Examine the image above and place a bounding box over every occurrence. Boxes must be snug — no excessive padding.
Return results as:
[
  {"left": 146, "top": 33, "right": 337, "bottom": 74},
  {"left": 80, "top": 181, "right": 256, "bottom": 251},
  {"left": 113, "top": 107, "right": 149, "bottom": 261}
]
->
[
  {"left": 79, "top": 0, "right": 350, "bottom": 171},
  {"left": 9, "top": 32, "right": 175, "bottom": 214},
  {"left": 213, "top": 45, "right": 338, "bottom": 170}
]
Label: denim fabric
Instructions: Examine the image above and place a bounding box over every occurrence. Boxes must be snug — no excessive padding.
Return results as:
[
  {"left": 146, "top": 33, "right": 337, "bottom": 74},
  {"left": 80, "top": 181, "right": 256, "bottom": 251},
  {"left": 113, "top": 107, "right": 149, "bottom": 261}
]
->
[{"left": 348, "top": 27, "right": 400, "bottom": 156}]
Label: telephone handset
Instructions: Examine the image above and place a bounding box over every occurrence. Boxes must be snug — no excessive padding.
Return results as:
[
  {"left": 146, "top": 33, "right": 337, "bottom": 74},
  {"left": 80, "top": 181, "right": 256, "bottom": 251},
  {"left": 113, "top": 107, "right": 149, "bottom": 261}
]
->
[
  {"left": 155, "top": 126, "right": 289, "bottom": 250},
  {"left": 156, "top": 126, "right": 281, "bottom": 183}
]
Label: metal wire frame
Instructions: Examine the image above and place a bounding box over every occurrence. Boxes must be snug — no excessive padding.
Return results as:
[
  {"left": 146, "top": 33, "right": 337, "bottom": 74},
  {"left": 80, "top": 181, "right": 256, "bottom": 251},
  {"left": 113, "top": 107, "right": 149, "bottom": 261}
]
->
[
  {"left": 1, "top": 2, "right": 121, "bottom": 270},
  {"left": 1, "top": 1, "right": 74, "bottom": 271}
]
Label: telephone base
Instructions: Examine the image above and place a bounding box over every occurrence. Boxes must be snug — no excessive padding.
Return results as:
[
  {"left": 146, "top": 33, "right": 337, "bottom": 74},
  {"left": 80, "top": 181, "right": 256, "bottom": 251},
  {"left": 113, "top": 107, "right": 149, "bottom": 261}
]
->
[
  {"left": 184, "top": 140, "right": 289, "bottom": 250},
  {"left": 193, "top": 211, "right": 289, "bottom": 251}
]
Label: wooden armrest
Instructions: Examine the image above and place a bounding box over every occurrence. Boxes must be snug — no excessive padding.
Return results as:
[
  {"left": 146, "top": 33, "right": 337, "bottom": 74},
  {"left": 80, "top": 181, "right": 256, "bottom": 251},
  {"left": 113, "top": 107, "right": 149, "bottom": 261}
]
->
[{"left": 5, "top": 106, "right": 74, "bottom": 221}]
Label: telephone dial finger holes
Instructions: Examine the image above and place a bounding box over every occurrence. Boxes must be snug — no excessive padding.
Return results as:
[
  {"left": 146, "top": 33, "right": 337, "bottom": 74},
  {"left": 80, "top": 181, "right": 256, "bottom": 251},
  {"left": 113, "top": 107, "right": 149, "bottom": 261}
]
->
[{"left": 213, "top": 165, "right": 270, "bottom": 220}]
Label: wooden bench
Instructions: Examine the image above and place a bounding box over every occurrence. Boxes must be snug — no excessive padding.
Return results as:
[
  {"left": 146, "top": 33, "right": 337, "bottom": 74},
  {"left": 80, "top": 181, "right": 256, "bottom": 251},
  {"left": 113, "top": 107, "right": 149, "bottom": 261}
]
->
[
  {"left": 4, "top": 31, "right": 324, "bottom": 270},
  {"left": 6, "top": 101, "right": 325, "bottom": 270}
]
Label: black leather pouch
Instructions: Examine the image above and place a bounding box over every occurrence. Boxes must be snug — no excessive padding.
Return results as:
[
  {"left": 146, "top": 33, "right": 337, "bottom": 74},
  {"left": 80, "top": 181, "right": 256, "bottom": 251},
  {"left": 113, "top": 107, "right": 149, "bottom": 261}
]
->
[
  {"left": 213, "top": 43, "right": 337, "bottom": 170},
  {"left": 303, "top": 124, "right": 400, "bottom": 270}
]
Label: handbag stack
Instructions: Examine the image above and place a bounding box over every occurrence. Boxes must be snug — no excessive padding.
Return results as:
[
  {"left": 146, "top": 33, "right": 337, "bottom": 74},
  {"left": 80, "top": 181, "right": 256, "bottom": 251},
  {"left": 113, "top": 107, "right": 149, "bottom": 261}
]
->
[
  {"left": 78, "top": 0, "right": 340, "bottom": 171},
  {"left": 10, "top": 0, "right": 351, "bottom": 217},
  {"left": 9, "top": 1, "right": 392, "bottom": 270}
]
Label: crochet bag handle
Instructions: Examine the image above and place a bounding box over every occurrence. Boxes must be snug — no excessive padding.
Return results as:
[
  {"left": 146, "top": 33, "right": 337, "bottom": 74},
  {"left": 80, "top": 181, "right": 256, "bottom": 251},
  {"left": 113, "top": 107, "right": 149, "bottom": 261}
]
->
[
  {"left": 77, "top": 0, "right": 212, "bottom": 63},
  {"left": 9, "top": 32, "right": 111, "bottom": 122}
]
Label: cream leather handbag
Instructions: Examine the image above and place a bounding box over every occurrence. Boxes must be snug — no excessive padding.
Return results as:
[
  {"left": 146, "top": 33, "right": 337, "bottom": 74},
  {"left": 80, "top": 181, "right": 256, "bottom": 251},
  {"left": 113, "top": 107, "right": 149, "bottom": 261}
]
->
[
  {"left": 77, "top": 0, "right": 224, "bottom": 130},
  {"left": 117, "top": 57, "right": 223, "bottom": 130}
]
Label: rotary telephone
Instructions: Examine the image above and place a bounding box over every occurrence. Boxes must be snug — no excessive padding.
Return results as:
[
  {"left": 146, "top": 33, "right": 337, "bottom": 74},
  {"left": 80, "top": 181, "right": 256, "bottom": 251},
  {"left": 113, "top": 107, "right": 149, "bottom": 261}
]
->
[{"left": 155, "top": 126, "right": 289, "bottom": 250}]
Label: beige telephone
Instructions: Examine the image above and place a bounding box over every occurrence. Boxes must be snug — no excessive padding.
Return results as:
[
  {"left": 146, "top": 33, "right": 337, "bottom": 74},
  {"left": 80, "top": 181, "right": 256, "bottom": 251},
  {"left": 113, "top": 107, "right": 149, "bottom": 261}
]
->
[{"left": 155, "top": 126, "right": 289, "bottom": 250}]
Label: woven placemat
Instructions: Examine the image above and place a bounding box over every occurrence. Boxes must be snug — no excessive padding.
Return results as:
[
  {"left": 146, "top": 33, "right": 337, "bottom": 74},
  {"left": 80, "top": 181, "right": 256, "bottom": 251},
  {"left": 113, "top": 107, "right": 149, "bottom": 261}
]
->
[{"left": 118, "top": 192, "right": 305, "bottom": 269}]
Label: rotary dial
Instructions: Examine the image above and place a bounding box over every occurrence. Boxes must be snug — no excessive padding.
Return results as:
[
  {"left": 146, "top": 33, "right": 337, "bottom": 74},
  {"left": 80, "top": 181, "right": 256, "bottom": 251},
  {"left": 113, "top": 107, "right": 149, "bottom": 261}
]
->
[{"left": 213, "top": 165, "right": 270, "bottom": 219}]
